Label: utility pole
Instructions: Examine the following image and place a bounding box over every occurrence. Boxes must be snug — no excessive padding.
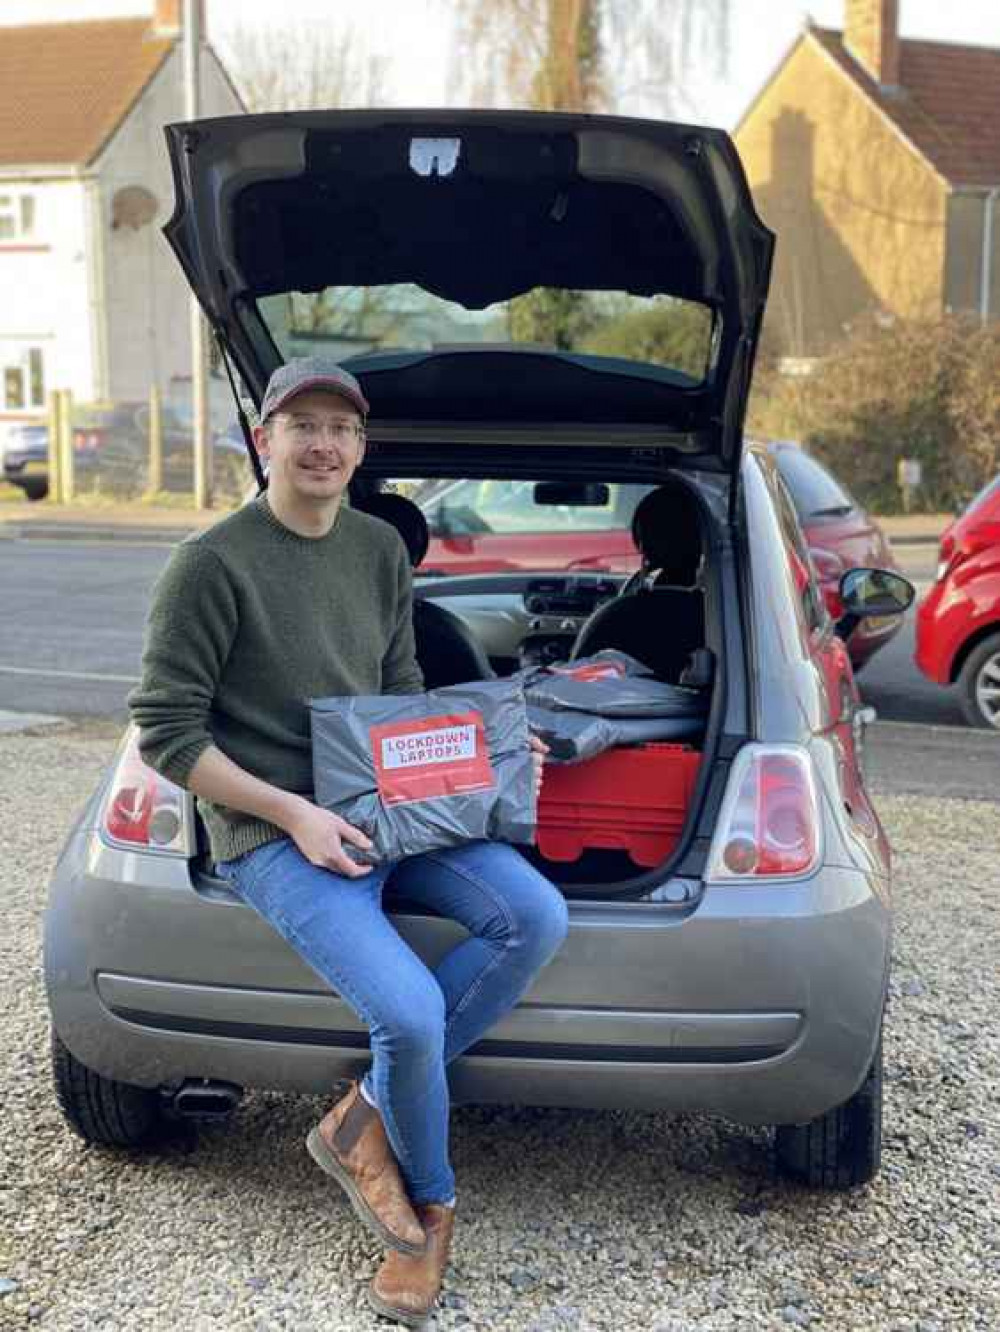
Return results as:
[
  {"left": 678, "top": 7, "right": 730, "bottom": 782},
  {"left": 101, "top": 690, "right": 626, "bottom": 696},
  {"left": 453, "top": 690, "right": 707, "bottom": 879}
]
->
[
  {"left": 184, "top": 0, "right": 211, "bottom": 508},
  {"left": 981, "top": 187, "right": 999, "bottom": 327}
]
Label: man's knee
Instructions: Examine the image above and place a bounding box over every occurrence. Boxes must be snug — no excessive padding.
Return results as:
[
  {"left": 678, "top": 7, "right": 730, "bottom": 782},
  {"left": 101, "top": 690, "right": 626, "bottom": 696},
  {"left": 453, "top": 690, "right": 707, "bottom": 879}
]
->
[
  {"left": 477, "top": 845, "right": 569, "bottom": 963},
  {"left": 525, "top": 884, "right": 569, "bottom": 965},
  {"left": 378, "top": 984, "right": 447, "bottom": 1060}
]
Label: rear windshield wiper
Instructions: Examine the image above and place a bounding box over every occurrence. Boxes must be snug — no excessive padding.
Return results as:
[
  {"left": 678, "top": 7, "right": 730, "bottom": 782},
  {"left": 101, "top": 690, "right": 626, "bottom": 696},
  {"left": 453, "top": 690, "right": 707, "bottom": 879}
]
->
[{"left": 808, "top": 504, "right": 853, "bottom": 518}]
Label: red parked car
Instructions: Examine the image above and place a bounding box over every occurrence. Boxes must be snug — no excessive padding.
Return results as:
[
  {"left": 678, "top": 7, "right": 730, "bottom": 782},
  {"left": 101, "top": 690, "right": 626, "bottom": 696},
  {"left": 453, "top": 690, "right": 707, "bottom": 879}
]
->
[
  {"left": 916, "top": 475, "right": 1000, "bottom": 729},
  {"left": 766, "top": 442, "right": 903, "bottom": 671}
]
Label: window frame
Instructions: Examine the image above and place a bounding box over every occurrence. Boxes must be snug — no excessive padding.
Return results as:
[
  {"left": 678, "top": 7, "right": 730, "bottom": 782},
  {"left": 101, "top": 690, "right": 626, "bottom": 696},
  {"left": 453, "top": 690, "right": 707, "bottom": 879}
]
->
[
  {"left": 0, "top": 191, "right": 37, "bottom": 242},
  {"left": 1, "top": 345, "right": 47, "bottom": 411}
]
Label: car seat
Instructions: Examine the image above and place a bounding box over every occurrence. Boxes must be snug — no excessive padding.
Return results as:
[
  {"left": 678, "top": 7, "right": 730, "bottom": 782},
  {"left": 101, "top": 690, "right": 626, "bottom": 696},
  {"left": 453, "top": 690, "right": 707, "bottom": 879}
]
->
[
  {"left": 352, "top": 492, "right": 496, "bottom": 688},
  {"left": 571, "top": 483, "right": 705, "bottom": 682}
]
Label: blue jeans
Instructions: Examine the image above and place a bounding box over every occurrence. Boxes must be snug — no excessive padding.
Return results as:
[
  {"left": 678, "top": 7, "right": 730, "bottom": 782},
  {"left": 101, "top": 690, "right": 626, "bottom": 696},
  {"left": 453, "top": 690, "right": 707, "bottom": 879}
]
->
[{"left": 215, "top": 838, "right": 568, "bottom": 1205}]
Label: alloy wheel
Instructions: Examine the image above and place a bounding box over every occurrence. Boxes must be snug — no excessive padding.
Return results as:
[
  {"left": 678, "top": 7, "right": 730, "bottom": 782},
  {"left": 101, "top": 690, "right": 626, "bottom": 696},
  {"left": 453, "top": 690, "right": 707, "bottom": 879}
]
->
[{"left": 974, "top": 650, "right": 1000, "bottom": 729}]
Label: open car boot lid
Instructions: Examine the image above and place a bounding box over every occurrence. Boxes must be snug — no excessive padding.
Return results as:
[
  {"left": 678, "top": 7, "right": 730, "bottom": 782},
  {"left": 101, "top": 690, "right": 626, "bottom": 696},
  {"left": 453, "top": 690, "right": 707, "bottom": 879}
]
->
[{"left": 163, "top": 109, "right": 774, "bottom": 480}]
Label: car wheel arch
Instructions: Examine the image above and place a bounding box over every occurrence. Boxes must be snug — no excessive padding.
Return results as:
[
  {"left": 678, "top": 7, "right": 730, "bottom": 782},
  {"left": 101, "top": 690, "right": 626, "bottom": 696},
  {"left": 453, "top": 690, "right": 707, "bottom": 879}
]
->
[{"left": 949, "top": 618, "right": 1000, "bottom": 683}]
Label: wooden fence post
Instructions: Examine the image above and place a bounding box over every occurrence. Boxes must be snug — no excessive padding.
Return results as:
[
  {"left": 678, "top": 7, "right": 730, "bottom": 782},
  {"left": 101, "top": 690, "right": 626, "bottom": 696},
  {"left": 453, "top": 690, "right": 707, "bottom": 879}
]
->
[
  {"left": 147, "top": 384, "right": 163, "bottom": 496},
  {"left": 46, "top": 391, "right": 62, "bottom": 503},
  {"left": 59, "top": 390, "right": 75, "bottom": 503}
]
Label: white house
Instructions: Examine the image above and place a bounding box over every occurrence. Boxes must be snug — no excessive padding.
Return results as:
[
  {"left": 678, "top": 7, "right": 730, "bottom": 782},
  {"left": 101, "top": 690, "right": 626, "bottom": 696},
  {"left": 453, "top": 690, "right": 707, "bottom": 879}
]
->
[{"left": 0, "top": 0, "right": 243, "bottom": 446}]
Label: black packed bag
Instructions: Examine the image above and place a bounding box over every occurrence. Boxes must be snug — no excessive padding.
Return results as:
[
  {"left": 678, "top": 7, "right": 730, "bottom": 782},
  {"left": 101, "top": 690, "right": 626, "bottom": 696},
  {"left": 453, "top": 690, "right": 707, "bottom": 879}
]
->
[{"left": 310, "top": 678, "right": 536, "bottom": 865}]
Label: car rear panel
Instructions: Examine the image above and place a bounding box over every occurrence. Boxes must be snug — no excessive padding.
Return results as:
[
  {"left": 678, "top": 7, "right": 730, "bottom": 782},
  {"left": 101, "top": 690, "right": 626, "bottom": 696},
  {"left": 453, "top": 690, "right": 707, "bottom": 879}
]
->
[{"left": 45, "top": 819, "right": 888, "bottom": 1127}]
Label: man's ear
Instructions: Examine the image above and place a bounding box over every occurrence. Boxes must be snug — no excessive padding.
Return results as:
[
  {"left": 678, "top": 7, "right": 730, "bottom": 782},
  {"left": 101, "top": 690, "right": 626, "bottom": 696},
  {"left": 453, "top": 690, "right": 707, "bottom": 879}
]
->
[{"left": 253, "top": 424, "right": 270, "bottom": 461}]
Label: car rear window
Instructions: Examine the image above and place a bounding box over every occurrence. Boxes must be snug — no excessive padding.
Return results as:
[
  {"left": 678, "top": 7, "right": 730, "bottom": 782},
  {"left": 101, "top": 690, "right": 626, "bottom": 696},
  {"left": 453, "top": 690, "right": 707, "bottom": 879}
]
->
[
  {"left": 257, "top": 285, "right": 716, "bottom": 384},
  {"left": 772, "top": 448, "right": 856, "bottom": 518}
]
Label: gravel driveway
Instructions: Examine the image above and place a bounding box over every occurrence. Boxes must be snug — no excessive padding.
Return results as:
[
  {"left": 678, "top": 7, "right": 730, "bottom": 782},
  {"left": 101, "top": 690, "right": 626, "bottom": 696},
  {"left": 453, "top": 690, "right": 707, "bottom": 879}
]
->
[{"left": 2, "top": 726, "right": 998, "bottom": 1332}]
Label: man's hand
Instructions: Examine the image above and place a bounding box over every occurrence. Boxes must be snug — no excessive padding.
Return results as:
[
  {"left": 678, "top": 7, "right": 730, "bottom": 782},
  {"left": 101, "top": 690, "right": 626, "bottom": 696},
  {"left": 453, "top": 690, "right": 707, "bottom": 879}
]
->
[
  {"left": 286, "top": 800, "right": 374, "bottom": 878},
  {"left": 529, "top": 733, "right": 549, "bottom": 800}
]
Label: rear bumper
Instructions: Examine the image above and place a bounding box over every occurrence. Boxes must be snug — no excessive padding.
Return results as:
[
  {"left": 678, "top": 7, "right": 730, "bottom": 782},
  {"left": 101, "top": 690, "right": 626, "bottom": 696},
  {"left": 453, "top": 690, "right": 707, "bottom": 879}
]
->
[{"left": 45, "top": 831, "right": 890, "bottom": 1127}]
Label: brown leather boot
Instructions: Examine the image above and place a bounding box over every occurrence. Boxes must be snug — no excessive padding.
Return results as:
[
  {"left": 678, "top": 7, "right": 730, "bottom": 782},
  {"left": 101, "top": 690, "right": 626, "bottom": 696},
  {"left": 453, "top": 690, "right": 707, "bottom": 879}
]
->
[
  {"left": 367, "top": 1203, "right": 455, "bottom": 1328},
  {"left": 306, "top": 1081, "right": 426, "bottom": 1254}
]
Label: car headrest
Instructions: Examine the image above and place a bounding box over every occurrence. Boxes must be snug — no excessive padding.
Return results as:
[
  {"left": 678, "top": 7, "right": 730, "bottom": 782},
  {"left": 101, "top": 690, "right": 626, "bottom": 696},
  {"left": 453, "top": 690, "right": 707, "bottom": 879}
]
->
[
  {"left": 630, "top": 483, "right": 702, "bottom": 585},
  {"left": 353, "top": 492, "right": 430, "bottom": 569}
]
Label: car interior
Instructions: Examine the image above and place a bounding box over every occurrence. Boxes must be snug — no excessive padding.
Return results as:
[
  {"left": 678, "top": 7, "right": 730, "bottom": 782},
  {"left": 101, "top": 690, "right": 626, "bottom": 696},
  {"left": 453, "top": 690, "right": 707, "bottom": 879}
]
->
[{"left": 338, "top": 471, "right": 721, "bottom": 897}]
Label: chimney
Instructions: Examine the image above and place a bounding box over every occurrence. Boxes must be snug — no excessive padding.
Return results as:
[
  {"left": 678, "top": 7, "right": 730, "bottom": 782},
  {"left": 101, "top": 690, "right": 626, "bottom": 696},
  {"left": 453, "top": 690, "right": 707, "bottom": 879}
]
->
[
  {"left": 844, "top": 0, "right": 900, "bottom": 87},
  {"left": 152, "top": 0, "right": 203, "bottom": 38},
  {"left": 152, "top": 0, "right": 180, "bottom": 36}
]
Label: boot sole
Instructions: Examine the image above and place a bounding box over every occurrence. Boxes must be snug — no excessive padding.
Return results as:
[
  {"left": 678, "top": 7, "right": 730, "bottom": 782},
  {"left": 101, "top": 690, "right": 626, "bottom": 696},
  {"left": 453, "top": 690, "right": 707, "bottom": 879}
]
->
[
  {"left": 367, "top": 1284, "right": 434, "bottom": 1328},
  {"left": 305, "top": 1126, "right": 426, "bottom": 1256}
]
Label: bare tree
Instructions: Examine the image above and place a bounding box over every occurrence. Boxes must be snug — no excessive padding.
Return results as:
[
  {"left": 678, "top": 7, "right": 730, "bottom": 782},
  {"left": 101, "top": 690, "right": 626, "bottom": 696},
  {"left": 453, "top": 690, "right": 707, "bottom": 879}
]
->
[
  {"left": 449, "top": 0, "right": 601, "bottom": 112},
  {"left": 218, "top": 21, "right": 388, "bottom": 113},
  {"left": 449, "top": 0, "right": 732, "bottom": 119}
]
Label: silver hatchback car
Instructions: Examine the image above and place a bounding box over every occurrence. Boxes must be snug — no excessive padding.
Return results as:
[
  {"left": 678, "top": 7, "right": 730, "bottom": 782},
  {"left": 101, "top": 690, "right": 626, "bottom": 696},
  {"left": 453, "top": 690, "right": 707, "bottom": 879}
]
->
[{"left": 44, "top": 109, "right": 913, "bottom": 1191}]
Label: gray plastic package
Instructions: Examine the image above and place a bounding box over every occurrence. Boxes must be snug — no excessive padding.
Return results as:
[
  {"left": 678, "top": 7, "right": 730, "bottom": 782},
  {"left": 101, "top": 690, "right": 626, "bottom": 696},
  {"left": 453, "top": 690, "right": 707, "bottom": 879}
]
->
[
  {"left": 309, "top": 678, "right": 536, "bottom": 865},
  {"left": 526, "top": 705, "right": 703, "bottom": 763},
  {"left": 518, "top": 651, "right": 707, "bottom": 763}
]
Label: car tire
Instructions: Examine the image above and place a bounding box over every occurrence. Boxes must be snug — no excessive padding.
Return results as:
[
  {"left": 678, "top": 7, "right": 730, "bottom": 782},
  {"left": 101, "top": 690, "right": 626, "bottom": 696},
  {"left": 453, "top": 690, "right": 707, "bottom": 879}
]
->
[
  {"left": 957, "top": 632, "right": 1000, "bottom": 730},
  {"left": 775, "top": 1032, "right": 882, "bottom": 1190},
  {"left": 22, "top": 479, "right": 48, "bottom": 501},
  {"left": 51, "top": 1029, "right": 165, "bottom": 1149}
]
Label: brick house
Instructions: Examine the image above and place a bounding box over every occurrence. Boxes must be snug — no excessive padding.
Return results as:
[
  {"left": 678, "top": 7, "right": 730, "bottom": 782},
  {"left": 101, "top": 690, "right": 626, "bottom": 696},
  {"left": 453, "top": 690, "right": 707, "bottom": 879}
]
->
[
  {"left": 0, "top": 1, "right": 242, "bottom": 446},
  {"left": 734, "top": 0, "right": 1000, "bottom": 359}
]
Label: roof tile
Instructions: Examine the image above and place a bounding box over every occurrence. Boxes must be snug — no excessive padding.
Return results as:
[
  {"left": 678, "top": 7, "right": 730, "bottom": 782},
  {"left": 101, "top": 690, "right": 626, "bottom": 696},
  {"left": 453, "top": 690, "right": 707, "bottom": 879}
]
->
[
  {"left": 814, "top": 27, "right": 1000, "bottom": 187},
  {"left": 0, "top": 19, "right": 174, "bottom": 167}
]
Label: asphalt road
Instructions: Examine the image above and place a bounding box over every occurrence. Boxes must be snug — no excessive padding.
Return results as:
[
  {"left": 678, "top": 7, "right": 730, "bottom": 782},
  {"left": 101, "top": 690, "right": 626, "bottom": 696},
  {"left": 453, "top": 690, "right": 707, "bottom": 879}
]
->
[{"left": 0, "top": 537, "right": 994, "bottom": 801}]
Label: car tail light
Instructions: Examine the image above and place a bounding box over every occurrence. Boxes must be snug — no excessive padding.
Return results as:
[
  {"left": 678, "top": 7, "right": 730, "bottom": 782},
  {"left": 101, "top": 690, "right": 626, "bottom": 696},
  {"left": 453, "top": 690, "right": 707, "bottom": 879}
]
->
[
  {"left": 808, "top": 547, "right": 844, "bottom": 582},
  {"left": 707, "top": 745, "right": 821, "bottom": 882},
  {"left": 100, "top": 728, "right": 193, "bottom": 856},
  {"left": 809, "top": 547, "right": 846, "bottom": 617}
]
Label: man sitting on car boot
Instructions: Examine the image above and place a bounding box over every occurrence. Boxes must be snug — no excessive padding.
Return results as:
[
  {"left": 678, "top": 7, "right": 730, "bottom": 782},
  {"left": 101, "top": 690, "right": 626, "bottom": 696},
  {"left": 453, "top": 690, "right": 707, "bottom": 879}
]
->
[{"left": 128, "top": 357, "right": 567, "bottom": 1325}]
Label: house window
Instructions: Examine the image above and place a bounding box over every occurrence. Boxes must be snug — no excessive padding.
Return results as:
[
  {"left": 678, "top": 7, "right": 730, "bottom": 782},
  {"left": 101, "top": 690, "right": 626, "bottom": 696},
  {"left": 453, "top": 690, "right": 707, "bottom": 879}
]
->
[
  {"left": 0, "top": 193, "right": 36, "bottom": 241},
  {"left": 2, "top": 347, "right": 46, "bottom": 411},
  {"left": 4, "top": 367, "right": 24, "bottom": 409}
]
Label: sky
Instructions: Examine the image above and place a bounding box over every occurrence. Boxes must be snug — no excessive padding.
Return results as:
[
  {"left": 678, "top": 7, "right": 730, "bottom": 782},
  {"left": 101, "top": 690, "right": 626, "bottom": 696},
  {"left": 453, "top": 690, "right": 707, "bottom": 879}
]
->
[{"left": 2, "top": 0, "right": 1000, "bottom": 128}]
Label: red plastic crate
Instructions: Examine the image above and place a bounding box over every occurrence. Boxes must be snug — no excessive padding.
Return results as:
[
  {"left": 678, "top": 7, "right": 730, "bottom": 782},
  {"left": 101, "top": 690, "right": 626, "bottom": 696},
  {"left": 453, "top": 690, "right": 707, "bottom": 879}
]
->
[{"left": 536, "top": 743, "right": 700, "bottom": 868}]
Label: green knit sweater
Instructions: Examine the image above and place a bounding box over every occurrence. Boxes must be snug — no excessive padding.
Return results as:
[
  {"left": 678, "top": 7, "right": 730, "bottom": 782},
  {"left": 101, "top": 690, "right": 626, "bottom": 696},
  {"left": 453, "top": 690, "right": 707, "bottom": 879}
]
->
[{"left": 128, "top": 494, "right": 424, "bottom": 863}]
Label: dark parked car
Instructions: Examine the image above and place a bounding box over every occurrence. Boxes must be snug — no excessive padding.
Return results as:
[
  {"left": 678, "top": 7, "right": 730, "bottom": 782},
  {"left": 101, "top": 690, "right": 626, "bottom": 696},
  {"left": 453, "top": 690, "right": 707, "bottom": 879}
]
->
[
  {"left": 1, "top": 402, "right": 249, "bottom": 501},
  {"left": 765, "top": 442, "right": 903, "bottom": 671},
  {"left": 44, "top": 109, "right": 913, "bottom": 1191},
  {"left": 916, "top": 474, "right": 1000, "bottom": 728},
  {"left": 1, "top": 421, "right": 50, "bottom": 500}
]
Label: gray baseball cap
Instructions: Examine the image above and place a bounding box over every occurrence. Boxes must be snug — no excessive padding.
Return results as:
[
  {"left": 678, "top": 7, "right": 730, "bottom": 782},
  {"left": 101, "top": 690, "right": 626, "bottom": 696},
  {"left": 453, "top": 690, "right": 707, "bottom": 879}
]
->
[{"left": 259, "top": 357, "right": 370, "bottom": 424}]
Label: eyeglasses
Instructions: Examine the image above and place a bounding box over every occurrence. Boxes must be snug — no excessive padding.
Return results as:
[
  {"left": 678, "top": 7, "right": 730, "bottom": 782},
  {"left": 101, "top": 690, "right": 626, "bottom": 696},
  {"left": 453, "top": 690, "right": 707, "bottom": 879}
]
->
[{"left": 279, "top": 416, "right": 366, "bottom": 445}]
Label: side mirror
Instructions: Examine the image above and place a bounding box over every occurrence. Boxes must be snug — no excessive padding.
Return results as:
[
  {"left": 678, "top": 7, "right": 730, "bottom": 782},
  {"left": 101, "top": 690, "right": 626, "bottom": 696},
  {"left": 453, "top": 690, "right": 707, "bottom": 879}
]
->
[
  {"left": 839, "top": 567, "right": 915, "bottom": 617},
  {"left": 835, "top": 567, "right": 915, "bottom": 640}
]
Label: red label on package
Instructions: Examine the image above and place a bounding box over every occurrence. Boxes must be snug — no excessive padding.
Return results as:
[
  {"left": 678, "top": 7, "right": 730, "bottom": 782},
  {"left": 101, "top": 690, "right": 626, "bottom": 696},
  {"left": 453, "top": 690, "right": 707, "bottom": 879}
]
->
[
  {"left": 370, "top": 711, "right": 496, "bottom": 806},
  {"left": 550, "top": 660, "right": 626, "bottom": 683}
]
